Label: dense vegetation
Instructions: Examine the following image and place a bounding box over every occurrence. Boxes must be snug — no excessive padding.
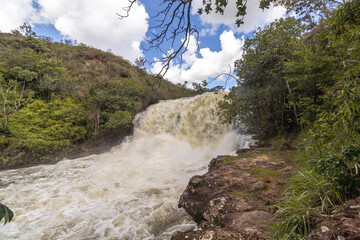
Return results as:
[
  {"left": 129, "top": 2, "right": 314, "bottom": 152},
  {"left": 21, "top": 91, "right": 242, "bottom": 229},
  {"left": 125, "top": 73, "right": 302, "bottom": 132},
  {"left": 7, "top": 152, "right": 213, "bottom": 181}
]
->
[
  {"left": 219, "top": 0, "right": 359, "bottom": 238},
  {"left": 0, "top": 31, "right": 194, "bottom": 168}
]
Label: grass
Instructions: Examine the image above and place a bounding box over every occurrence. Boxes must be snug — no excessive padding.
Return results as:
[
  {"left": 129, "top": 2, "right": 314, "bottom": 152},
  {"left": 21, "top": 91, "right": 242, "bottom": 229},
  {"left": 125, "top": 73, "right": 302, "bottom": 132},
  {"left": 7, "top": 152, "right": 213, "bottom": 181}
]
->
[
  {"left": 228, "top": 189, "right": 255, "bottom": 199},
  {"left": 220, "top": 158, "right": 236, "bottom": 166},
  {"left": 258, "top": 148, "right": 283, "bottom": 153},
  {"left": 269, "top": 168, "right": 341, "bottom": 239},
  {"left": 222, "top": 145, "right": 340, "bottom": 239},
  {"left": 230, "top": 152, "right": 254, "bottom": 159},
  {"left": 270, "top": 135, "right": 288, "bottom": 149},
  {"left": 248, "top": 168, "right": 283, "bottom": 183},
  {"left": 220, "top": 153, "right": 253, "bottom": 166},
  {"left": 270, "top": 155, "right": 285, "bottom": 162}
]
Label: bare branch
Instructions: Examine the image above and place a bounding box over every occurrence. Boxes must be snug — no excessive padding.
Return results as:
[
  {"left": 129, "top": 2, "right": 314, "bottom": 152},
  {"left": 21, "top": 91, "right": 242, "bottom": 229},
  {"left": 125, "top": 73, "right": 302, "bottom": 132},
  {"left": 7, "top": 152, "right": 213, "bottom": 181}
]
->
[
  {"left": 120, "top": 0, "right": 199, "bottom": 78},
  {"left": 206, "top": 64, "right": 238, "bottom": 90},
  {"left": 146, "top": 0, "right": 199, "bottom": 78},
  {"left": 117, "top": 0, "right": 137, "bottom": 19},
  {"left": 119, "top": 0, "right": 341, "bottom": 80}
]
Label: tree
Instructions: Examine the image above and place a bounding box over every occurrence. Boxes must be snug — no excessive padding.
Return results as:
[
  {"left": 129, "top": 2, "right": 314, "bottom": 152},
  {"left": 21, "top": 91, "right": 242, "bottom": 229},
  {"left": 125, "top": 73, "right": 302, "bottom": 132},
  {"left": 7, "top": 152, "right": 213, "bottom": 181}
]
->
[
  {"left": 120, "top": 0, "right": 346, "bottom": 77},
  {"left": 219, "top": 17, "right": 307, "bottom": 138},
  {"left": 135, "top": 56, "right": 146, "bottom": 69},
  {"left": 279, "top": 0, "right": 345, "bottom": 28},
  {"left": 0, "top": 67, "right": 37, "bottom": 133},
  {"left": 19, "top": 23, "right": 36, "bottom": 37},
  {"left": 119, "top": 0, "right": 279, "bottom": 76}
]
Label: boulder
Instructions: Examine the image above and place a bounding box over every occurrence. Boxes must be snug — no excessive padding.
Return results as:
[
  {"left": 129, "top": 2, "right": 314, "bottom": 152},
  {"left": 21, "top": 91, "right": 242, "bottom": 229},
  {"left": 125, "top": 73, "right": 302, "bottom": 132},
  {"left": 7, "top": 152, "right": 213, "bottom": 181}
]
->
[{"left": 173, "top": 148, "right": 297, "bottom": 240}]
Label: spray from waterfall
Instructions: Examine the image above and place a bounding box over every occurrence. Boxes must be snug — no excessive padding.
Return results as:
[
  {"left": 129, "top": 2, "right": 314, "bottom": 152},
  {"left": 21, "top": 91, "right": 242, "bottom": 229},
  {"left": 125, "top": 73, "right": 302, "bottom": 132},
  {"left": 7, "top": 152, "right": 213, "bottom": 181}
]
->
[{"left": 0, "top": 92, "right": 251, "bottom": 240}]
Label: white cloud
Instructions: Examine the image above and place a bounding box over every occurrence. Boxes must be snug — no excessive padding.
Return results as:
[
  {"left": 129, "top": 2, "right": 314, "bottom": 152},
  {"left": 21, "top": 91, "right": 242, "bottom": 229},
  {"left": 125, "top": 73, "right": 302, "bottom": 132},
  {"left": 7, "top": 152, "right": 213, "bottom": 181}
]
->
[
  {"left": 0, "top": 0, "right": 285, "bottom": 80},
  {"left": 38, "top": 0, "right": 148, "bottom": 61},
  {"left": 0, "top": 0, "right": 148, "bottom": 62},
  {"left": 153, "top": 31, "right": 244, "bottom": 85},
  {"left": 192, "top": 0, "right": 286, "bottom": 34},
  {"left": 0, "top": 0, "right": 36, "bottom": 32}
]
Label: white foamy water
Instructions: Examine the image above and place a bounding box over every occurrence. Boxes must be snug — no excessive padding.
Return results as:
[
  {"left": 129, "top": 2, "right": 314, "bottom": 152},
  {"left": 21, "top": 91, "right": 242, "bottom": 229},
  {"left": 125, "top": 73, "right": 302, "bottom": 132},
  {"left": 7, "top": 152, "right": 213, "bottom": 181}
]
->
[{"left": 0, "top": 92, "right": 251, "bottom": 239}]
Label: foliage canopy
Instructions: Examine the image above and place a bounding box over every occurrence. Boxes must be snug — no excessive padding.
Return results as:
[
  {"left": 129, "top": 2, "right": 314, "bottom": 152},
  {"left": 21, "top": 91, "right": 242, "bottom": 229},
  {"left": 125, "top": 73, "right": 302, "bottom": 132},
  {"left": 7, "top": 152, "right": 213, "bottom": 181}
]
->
[{"left": 219, "top": 1, "right": 359, "bottom": 237}]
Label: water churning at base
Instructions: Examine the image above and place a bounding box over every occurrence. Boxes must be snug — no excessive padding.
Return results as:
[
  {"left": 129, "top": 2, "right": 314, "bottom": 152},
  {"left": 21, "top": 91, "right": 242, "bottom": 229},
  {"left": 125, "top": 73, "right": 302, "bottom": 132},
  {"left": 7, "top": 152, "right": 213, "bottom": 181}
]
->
[{"left": 0, "top": 92, "right": 251, "bottom": 239}]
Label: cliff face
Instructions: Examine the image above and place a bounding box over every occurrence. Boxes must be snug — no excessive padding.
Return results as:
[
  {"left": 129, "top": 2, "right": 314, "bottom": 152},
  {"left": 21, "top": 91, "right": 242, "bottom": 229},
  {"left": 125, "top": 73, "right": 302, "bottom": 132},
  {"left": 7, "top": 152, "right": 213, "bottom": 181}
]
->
[{"left": 172, "top": 148, "right": 297, "bottom": 240}]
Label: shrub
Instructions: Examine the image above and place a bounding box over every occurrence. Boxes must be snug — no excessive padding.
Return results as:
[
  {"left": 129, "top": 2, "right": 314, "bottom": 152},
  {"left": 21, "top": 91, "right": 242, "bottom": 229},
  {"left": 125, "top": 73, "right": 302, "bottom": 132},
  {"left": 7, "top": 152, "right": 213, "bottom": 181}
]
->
[
  {"left": 104, "top": 110, "right": 133, "bottom": 129},
  {"left": 310, "top": 145, "right": 360, "bottom": 197},
  {"left": 8, "top": 97, "right": 88, "bottom": 155}
]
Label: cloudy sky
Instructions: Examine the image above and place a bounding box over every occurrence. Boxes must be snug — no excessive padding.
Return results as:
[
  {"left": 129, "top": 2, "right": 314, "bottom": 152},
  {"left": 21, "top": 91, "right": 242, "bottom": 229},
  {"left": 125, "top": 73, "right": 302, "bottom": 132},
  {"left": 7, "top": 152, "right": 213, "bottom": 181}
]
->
[{"left": 0, "top": 0, "right": 286, "bottom": 88}]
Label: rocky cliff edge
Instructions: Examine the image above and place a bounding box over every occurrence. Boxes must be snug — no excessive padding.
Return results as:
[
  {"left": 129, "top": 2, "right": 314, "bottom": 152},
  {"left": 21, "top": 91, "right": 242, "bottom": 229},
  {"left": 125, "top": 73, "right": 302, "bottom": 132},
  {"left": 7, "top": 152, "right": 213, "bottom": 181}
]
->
[{"left": 172, "top": 147, "right": 297, "bottom": 240}]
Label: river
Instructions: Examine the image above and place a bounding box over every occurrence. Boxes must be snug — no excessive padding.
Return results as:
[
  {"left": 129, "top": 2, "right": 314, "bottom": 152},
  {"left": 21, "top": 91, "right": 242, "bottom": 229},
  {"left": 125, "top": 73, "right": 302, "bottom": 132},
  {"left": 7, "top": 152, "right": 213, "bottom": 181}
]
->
[{"left": 0, "top": 92, "right": 251, "bottom": 239}]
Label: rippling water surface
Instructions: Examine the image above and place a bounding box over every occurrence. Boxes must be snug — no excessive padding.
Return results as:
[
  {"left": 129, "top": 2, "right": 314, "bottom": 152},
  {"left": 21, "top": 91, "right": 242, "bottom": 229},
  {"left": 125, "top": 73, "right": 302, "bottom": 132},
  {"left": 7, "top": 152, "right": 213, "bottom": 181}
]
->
[{"left": 0, "top": 93, "right": 251, "bottom": 239}]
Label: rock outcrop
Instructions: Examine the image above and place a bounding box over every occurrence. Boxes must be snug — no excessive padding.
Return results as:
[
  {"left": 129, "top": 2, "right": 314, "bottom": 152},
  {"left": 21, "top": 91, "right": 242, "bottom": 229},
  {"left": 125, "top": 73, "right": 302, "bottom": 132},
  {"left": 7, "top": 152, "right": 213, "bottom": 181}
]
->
[
  {"left": 305, "top": 196, "right": 360, "bottom": 240},
  {"left": 172, "top": 148, "right": 297, "bottom": 240}
]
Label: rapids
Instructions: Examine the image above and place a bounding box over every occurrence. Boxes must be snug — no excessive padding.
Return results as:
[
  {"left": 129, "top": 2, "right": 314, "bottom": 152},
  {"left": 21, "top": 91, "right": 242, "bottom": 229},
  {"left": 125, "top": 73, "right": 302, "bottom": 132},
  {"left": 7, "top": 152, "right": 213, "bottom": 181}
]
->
[{"left": 0, "top": 92, "right": 252, "bottom": 239}]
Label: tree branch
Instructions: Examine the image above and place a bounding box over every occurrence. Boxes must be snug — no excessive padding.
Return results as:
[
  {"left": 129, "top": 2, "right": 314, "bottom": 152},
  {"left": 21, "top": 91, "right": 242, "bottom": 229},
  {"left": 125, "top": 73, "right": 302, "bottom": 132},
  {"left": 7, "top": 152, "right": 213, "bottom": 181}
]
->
[
  {"left": 206, "top": 64, "right": 238, "bottom": 90},
  {"left": 119, "top": 0, "right": 199, "bottom": 78},
  {"left": 117, "top": 0, "right": 137, "bottom": 19}
]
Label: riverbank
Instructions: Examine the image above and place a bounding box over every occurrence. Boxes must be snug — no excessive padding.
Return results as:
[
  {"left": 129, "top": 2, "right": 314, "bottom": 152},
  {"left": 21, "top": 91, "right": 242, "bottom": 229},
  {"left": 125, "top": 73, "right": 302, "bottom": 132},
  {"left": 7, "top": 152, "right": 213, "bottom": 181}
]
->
[
  {"left": 172, "top": 146, "right": 360, "bottom": 240},
  {"left": 0, "top": 92, "right": 248, "bottom": 239},
  {"left": 172, "top": 146, "right": 297, "bottom": 239},
  {"left": 0, "top": 128, "right": 132, "bottom": 170}
]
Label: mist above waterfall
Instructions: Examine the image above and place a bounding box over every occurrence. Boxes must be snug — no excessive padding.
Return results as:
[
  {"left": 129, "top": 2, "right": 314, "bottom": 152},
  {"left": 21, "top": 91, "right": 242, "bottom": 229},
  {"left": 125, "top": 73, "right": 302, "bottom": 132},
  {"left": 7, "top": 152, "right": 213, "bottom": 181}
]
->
[{"left": 0, "top": 92, "right": 251, "bottom": 240}]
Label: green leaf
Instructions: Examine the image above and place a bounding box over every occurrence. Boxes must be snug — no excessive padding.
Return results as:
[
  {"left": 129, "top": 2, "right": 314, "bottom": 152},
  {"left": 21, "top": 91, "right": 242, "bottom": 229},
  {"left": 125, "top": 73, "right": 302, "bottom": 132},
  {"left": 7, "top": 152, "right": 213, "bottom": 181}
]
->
[{"left": 0, "top": 203, "right": 14, "bottom": 225}]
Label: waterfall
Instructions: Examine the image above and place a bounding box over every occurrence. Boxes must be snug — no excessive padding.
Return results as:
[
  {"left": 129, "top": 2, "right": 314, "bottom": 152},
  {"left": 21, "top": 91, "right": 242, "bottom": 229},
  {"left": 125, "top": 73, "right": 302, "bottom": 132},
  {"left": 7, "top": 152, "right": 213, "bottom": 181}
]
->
[{"left": 0, "top": 92, "right": 251, "bottom": 240}]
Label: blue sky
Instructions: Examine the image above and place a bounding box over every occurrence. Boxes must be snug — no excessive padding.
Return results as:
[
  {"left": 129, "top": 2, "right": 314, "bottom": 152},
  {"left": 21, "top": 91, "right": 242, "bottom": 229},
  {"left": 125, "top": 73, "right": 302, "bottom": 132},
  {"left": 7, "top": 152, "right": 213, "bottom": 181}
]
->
[{"left": 0, "top": 0, "right": 286, "bottom": 89}]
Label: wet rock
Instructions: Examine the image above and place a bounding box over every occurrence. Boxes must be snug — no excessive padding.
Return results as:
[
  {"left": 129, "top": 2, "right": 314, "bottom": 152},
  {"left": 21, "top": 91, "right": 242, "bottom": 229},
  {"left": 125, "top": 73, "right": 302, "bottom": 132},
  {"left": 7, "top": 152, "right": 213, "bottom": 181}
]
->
[
  {"left": 305, "top": 196, "right": 360, "bottom": 240},
  {"left": 203, "top": 196, "right": 254, "bottom": 226},
  {"left": 178, "top": 175, "right": 218, "bottom": 223},
  {"left": 171, "top": 221, "right": 243, "bottom": 240},
  {"left": 174, "top": 148, "right": 297, "bottom": 240},
  {"left": 229, "top": 210, "right": 273, "bottom": 239},
  {"left": 208, "top": 157, "right": 223, "bottom": 171}
]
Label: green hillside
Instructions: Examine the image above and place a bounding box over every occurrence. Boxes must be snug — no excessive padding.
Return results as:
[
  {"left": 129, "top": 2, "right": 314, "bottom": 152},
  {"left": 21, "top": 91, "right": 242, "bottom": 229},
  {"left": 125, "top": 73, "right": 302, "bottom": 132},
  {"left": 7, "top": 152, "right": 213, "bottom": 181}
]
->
[{"left": 0, "top": 32, "right": 194, "bottom": 168}]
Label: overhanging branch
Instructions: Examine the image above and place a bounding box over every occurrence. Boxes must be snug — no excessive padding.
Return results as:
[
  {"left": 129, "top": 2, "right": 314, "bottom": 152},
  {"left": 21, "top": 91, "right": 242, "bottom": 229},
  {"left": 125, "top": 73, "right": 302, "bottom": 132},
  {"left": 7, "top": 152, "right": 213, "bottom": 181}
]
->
[{"left": 118, "top": 0, "right": 199, "bottom": 78}]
